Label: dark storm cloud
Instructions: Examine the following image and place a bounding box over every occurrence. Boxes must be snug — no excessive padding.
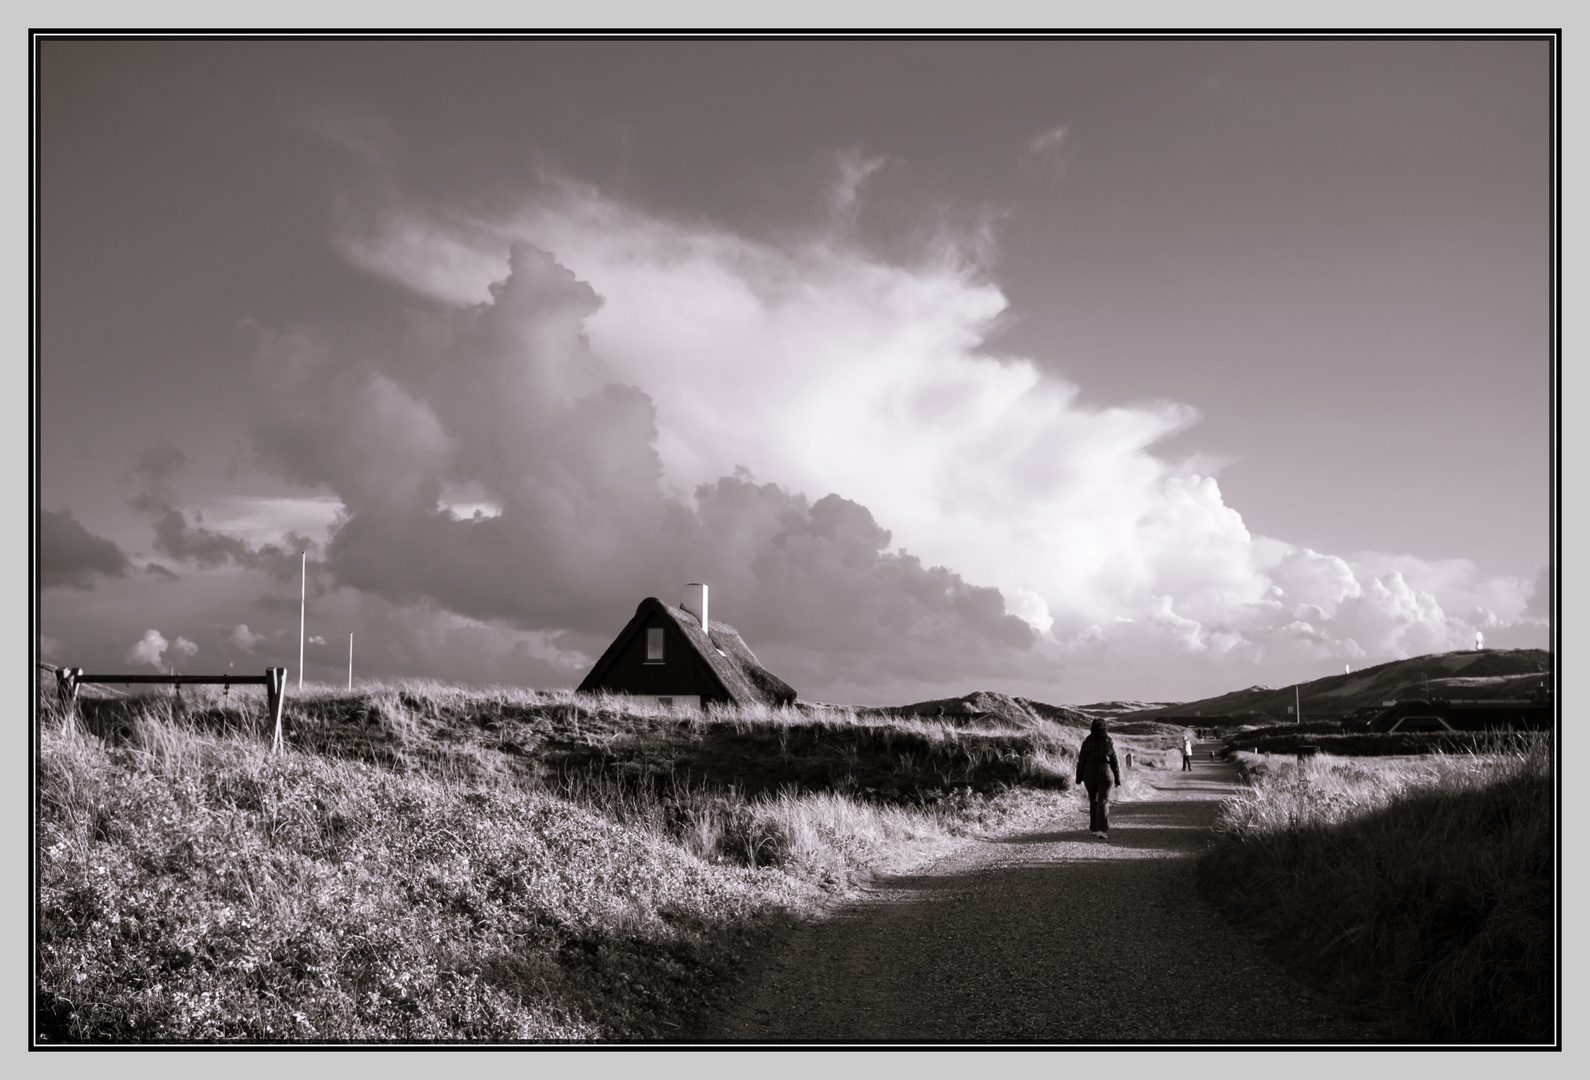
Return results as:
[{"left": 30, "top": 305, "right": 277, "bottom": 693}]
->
[
  {"left": 240, "top": 242, "right": 1039, "bottom": 685},
  {"left": 689, "top": 476, "right": 1037, "bottom": 688},
  {"left": 148, "top": 506, "right": 316, "bottom": 583},
  {"left": 125, "top": 439, "right": 323, "bottom": 584},
  {"left": 39, "top": 508, "right": 131, "bottom": 589}
]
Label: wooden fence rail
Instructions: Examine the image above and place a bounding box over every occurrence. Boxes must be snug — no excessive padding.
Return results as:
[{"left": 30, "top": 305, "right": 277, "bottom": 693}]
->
[{"left": 42, "top": 663, "right": 289, "bottom": 752}]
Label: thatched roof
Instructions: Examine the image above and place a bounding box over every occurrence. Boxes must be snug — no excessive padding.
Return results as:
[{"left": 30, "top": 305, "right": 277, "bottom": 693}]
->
[{"left": 578, "top": 597, "right": 797, "bottom": 707}]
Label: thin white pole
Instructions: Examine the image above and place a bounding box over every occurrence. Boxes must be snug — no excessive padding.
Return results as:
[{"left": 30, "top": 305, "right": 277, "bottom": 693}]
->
[
  {"left": 347, "top": 632, "right": 353, "bottom": 691},
  {"left": 298, "top": 551, "right": 306, "bottom": 690},
  {"left": 1295, "top": 684, "right": 1301, "bottom": 725}
]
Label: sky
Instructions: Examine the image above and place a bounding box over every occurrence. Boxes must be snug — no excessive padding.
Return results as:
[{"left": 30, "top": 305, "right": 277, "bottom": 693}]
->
[{"left": 35, "top": 37, "right": 1554, "bottom": 706}]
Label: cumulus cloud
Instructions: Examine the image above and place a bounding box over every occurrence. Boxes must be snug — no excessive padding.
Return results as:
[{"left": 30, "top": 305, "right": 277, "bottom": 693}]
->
[
  {"left": 253, "top": 160, "right": 1544, "bottom": 701},
  {"left": 40, "top": 508, "right": 130, "bottom": 589},
  {"left": 230, "top": 624, "right": 266, "bottom": 652},
  {"left": 173, "top": 636, "right": 198, "bottom": 659},
  {"left": 127, "top": 629, "right": 169, "bottom": 669},
  {"left": 238, "top": 241, "right": 1036, "bottom": 697}
]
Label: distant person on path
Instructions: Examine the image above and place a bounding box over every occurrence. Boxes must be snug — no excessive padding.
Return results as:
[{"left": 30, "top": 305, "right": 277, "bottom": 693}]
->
[
  {"left": 1075, "top": 719, "right": 1122, "bottom": 840},
  {"left": 1124, "top": 750, "right": 1133, "bottom": 770},
  {"left": 1181, "top": 735, "right": 1194, "bottom": 771}
]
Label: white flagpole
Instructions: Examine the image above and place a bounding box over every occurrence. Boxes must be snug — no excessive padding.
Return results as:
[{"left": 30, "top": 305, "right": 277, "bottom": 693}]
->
[
  {"left": 298, "top": 551, "right": 306, "bottom": 690},
  {"left": 347, "top": 632, "right": 353, "bottom": 691}
]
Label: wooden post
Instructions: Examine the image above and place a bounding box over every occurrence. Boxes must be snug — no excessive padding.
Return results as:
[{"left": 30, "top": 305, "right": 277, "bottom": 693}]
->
[
  {"left": 55, "top": 667, "right": 81, "bottom": 732},
  {"left": 267, "top": 667, "right": 286, "bottom": 753}
]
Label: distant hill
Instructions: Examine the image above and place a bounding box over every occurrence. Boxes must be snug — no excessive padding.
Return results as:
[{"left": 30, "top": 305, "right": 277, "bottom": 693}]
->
[
  {"left": 1120, "top": 649, "right": 1552, "bottom": 725},
  {"left": 869, "top": 649, "right": 1550, "bottom": 735},
  {"left": 884, "top": 691, "right": 1084, "bottom": 729},
  {"left": 882, "top": 692, "right": 1188, "bottom": 736}
]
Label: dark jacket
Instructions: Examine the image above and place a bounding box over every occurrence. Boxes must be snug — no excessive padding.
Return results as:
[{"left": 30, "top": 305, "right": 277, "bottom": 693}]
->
[{"left": 1075, "top": 732, "right": 1122, "bottom": 787}]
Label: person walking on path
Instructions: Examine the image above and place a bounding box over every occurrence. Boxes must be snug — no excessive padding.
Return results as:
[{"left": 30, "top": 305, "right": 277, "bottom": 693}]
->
[
  {"left": 1075, "top": 719, "right": 1122, "bottom": 840},
  {"left": 1181, "top": 734, "right": 1195, "bottom": 772}
]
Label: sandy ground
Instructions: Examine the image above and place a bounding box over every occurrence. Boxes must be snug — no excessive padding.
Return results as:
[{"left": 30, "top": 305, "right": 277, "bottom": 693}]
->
[{"left": 694, "top": 742, "right": 1381, "bottom": 1045}]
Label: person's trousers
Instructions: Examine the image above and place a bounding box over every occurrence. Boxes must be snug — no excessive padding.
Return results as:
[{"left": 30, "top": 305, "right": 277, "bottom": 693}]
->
[
  {"left": 1182, "top": 754, "right": 1193, "bottom": 771},
  {"left": 1083, "top": 779, "right": 1113, "bottom": 832}
]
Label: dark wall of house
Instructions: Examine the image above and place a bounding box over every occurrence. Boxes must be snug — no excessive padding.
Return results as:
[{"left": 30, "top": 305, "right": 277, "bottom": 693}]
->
[{"left": 585, "top": 618, "right": 729, "bottom": 702}]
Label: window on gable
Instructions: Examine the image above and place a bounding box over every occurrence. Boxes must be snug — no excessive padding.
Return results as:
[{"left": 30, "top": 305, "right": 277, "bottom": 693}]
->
[{"left": 646, "top": 627, "right": 664, "bottom": 662}]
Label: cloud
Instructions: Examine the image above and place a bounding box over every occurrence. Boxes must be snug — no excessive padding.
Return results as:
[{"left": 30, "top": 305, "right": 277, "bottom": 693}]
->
[
  {"left": 244, "top": 159, "right": 1546, "bottom": 701},
  {"left": 40, "top": 508, "right": 130, "bottom": 589},
  {"left": 308, "top": 635, "right": 326, "bottom": 645},
  {"left": 229, "top": 624, "right": 266, "bottom": 653},
  {"left": 1021, "top": 124, "right": 1073, "bottom": 180},
  {"left": 1027, "top": 125, "right": 1067, "bottom": 154},
  {"left": 239, "top": 241, "right": 1040, "bottom": 699},
  {"left": 127, "top": 629, "right": 169, "bottom": 669},
  {"left": 173, "top": 636, "right": 198, "bottom": 659},
  {"left": 343, "top": 593, "right": 591, "bottom": 688},
  {"left": 188, "top": 496, "right": 345, "bottom": 548},
  {"left": 1523, "top": 565, "right": 1551, "bottom": 620},
  {"left": 124, "top": 441, "right": 320, "bottom": 584},
  {"left": 830, "top": 149, "right": 891, "bottom": 224}
]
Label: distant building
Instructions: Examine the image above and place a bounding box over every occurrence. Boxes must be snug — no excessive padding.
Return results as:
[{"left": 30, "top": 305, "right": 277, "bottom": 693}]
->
[
  {"left": 1368, "top": 693, "right": 1550, "bottom": 733},
  {"left": 577, "top": 584, "right": 796, "bottom": 709}
]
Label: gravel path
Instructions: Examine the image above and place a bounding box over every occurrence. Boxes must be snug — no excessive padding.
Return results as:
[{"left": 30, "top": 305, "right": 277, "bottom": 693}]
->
[{"left": 698, "top": 743, "right": 1379, "bottom": 1044}]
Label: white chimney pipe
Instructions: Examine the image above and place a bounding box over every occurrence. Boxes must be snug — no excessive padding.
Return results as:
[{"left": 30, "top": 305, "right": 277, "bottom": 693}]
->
[{"left": 682, "top": 582, "right": 708, "bottom": 632}]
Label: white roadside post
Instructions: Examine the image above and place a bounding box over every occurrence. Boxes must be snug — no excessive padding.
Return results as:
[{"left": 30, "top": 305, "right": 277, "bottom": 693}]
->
[
  {"left": 348, "top": 633, "right": 353, "bottom": 691},
  {"left": 298, "top": 551, "right": 306, "bottom": 690}
]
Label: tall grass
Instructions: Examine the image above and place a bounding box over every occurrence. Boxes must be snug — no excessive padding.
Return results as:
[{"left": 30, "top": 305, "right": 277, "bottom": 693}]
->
[
  {"left": 36, "top": 682, "right": 1078, "bottom": 1042},
  {"left": 36, "top": 704, "right": 823, "bottom": 1041},
  {"left": 1196, "top": 737, "right": 1553, "bottom": 1043}
]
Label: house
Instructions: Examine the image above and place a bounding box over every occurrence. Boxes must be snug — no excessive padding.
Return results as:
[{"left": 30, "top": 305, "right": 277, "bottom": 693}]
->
[{"left": 577, "top": 583, "right": 797, "bottom": 709}]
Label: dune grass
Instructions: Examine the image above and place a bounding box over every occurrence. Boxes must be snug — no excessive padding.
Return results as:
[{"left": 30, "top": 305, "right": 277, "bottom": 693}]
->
[
  {"left": 36, "top": 683, "right": 1079, "bottom": 1042},
  {"left": 1223, "top": 728, "right": 1527, "bottom": 758},
  {"left": 1195, "top": 736, "right": 1554, "bottom": 1043}
]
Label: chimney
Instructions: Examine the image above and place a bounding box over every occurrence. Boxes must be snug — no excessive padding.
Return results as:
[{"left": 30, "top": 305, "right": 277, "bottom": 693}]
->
[{"left": 682, "top": 582, "right": 708, "bottom": 632}]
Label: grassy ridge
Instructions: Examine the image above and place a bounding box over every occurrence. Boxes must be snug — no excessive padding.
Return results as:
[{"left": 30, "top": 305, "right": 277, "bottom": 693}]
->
[
  {"left": 1222, "top": 729, "right": 1526, "bottom": 758},
  {"left": 1196, "top": 739, "right": 1553, "bottom": 1043},
  {"left": 121, "top": 682, "right": 1081, "bottom": 803},
  {"left": 37, "top": 684, "right": 1081, "bottom": 1042}
]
